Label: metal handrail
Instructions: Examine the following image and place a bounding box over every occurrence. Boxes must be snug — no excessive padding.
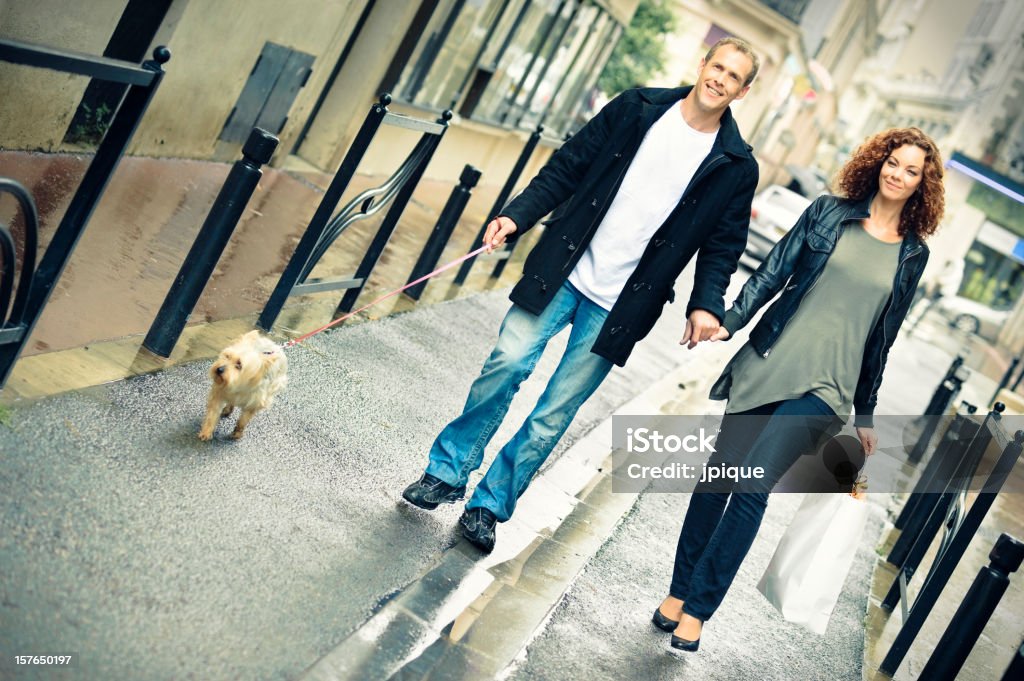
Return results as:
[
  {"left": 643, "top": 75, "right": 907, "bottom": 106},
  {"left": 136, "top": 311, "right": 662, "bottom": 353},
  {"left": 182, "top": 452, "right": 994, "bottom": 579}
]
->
[
  {"left": 0, "top": 179, "right": 39, "bottom": 328},
  {"left": 0, "top": 38, "right": 159, "bottom": 86},
  {"left": 300, "top": 139, "right": 432, "bottom": 281}
]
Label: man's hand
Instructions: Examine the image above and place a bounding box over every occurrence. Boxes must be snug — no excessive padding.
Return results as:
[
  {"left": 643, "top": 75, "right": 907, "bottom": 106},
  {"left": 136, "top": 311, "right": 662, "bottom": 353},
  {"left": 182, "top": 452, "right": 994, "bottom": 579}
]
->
[
  {"left": 483, "top": 216, "right": 518, "bottom": 252},
  {"left": 680, "top": 309, "right": 720, "bottom": 349},
  {"left": 856, "top": 427, "right": 878, "bottom": 456},
  {"left": 709, "top": 326, "right": 731, "bottom": 341}
]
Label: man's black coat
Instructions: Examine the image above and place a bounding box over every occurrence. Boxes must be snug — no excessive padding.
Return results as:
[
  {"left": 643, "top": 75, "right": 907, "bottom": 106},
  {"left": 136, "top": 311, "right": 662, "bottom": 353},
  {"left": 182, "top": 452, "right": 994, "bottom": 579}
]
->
[{"left": 500, "top": 86, "right": 759, "bottom": 366}]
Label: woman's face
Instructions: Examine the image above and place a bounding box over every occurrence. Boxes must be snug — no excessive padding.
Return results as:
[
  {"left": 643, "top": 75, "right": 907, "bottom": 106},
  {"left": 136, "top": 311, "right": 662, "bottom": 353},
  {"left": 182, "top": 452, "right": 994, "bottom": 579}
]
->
[{"left": 878, "top": 144, "right": 926, "bottom": 202}]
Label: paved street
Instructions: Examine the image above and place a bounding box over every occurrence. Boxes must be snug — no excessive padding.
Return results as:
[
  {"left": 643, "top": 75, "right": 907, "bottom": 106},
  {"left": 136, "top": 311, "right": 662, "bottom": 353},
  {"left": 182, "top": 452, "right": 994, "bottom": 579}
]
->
[
  {"left": 3, "top": 265, "right": 1023, "bottom": 680},
  {"left": 0, "top": 265, "right": 717, "bottom": 680}
]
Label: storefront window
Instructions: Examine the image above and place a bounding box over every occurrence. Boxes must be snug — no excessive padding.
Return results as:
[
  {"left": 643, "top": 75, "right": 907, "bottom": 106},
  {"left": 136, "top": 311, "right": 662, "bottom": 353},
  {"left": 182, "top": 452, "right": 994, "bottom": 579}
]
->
[
  {"left": 515, "top": 3, "right": 600, "bottom": 129},
  {"left": 542, "top": 12, "right": 615, "bottom": 134},
  {"left": 472, "top": 0, "right": 570, "bottom": 123},
  {"left": 392, "top": 0, "right": 622, "bottom": 136},
  {"left": 395, "top": 0, "right": 507, "bottom": 110}
]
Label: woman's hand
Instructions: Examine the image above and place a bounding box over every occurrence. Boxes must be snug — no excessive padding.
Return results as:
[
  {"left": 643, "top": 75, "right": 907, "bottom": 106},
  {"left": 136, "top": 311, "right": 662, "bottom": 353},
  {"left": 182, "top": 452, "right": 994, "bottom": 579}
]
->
[
  {"left": 681, "top": 310, "right": 720, "bottom": 349},
  {"left": 710, "top": 326, "right": 731, "bottom": 341},
  {"left": 856, "top": 426, "right": 878, "bottom": 456}
]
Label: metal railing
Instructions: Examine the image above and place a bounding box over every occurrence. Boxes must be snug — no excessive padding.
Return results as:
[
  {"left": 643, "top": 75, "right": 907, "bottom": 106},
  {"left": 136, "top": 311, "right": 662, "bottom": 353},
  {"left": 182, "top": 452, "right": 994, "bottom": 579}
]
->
[
  {"left": 454, "top": 123, "right": 546, "bottom": 285},
  {"left": 258, "top": 94, "right": 453, "bottom": 332},
  {"left": 404, "top": 164, "right": 481, "bottom": 301},
  {"left": 878, "top": 402, "right": 1024, "bottom": 676},
  {"left": 0, "top": 38, "right": 170, "bottom": 390}
]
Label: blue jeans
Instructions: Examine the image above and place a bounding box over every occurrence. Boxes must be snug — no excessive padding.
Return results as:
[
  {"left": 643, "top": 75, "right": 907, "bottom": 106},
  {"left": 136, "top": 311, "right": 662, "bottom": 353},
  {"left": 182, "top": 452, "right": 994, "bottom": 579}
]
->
[
  {"left": 425, "top": 282, "right": 613, "bottom": 522},
  {"left": 670, "top": 394, "right": 836, "bottom": 621}
]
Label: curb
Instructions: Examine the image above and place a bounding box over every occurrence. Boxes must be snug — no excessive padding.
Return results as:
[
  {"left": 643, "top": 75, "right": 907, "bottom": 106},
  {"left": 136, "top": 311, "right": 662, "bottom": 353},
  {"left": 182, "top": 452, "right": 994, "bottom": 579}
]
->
[{"left": 298, "top": 350, "right": 732, "bottom": 680}]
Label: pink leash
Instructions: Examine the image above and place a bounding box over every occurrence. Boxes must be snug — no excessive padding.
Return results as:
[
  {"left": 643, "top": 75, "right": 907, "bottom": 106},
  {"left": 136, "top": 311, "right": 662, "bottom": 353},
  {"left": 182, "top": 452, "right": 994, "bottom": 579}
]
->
[{"left": 282, "top": 245, "right": 490, "bottom": 349}]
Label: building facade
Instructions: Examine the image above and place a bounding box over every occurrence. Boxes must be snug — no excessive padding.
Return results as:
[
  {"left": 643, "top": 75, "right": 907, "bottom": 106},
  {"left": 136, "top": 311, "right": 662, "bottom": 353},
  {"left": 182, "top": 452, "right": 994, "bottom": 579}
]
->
[{"left": 0, "top": 0, "right": 639, "bottom": 185}]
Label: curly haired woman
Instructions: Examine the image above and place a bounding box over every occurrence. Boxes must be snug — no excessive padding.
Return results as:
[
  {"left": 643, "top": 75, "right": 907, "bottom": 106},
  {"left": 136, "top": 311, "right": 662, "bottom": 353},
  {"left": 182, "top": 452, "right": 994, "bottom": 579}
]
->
[{"left": 653, "top": 127, "right": 946, "bottom": 652}]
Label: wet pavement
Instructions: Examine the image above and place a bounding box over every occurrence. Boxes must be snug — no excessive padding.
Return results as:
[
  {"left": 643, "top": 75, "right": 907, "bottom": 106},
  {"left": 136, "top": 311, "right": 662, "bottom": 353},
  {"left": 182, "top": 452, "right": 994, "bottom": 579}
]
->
[
  {"left": 0, "top": 150, "right": 535, "bottom": 401},
  {"left": 1, "top": 254, "right": 742, "bottom": 680},
  {"left": 3, "top": 145, "right": 1024, "bottom": 679},
  {"left": 0, "top": 150, "right": 511, "bottom": 357}
]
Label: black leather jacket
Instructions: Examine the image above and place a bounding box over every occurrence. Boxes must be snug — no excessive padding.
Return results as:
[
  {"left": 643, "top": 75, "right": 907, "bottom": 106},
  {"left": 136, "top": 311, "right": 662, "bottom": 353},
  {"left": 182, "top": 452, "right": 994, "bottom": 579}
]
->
[{"left": 711, "top": 194, "right": 929, "bottom": 426}]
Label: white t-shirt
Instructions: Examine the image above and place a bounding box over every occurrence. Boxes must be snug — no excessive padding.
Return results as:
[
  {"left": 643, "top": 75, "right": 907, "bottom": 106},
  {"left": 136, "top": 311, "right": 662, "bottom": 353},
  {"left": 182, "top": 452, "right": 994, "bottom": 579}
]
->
[{"left": 568, "top": 104, "right": 718, "bottom": 310}]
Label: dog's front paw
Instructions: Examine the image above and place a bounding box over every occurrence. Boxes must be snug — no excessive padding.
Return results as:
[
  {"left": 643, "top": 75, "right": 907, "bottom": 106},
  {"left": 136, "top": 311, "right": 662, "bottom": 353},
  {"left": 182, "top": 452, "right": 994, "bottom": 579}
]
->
[
  {"left": 230, "top": 429, "right": 245, "bottom": 440},
  {"left": 199, "top": 429, "right": 214, "bottom": 441}
]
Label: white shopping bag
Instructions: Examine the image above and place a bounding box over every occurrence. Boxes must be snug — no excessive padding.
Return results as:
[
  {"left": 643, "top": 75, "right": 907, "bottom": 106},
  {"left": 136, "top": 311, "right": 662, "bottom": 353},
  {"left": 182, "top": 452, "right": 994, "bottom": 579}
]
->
[{"left": 757, "top": 492, "right": 869, "bottom": 634}]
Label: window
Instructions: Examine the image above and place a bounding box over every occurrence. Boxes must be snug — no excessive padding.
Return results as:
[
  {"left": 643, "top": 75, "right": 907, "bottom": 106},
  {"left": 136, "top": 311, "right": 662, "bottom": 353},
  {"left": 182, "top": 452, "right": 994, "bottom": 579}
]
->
[
  {"left": 543, "top": 11, "right": 616, "bottom": 133},
  {"left": 516, "top": 2, "right": 601, "bottom": 129},
  {"left": 392, "top": 0, "right": 623, "bottom": 136},
  {"left": 703, "top": 24, "right": 731, "bottom": 48},
  {"left": 394, "top": 0, "right": 508, "bottom": 110}
]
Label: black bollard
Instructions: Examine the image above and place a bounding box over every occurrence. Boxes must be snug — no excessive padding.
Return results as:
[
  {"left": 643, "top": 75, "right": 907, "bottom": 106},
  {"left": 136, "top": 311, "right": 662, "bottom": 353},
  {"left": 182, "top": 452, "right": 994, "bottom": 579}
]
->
[
  {"left": 895, "top": 402, "right": 977, "bottom": 533},
  {"left": 454, "top": 123, "right": 544, "bottom": 285},
  {"left": 991, "top": 356, "right": 1022, "bottom": 406},
  {"left": 1000, "top": 639, "right": 1024, "bottom": 680},
  {"left": 909, "top": 355, "right": 967, "bottom": 463},
  {"left": 143, "top": 128, "right": 278, "bottom": 357},
  {"left": 918, "top": 533, "right": 1024, "bottom": 681},
  {"left": 405, "top": 164, "right": 481, "bottom": 301}
]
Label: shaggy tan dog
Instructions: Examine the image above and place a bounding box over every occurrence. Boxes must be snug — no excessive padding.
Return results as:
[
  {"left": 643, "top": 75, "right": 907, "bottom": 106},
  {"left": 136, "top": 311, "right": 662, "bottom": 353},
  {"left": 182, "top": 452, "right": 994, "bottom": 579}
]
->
[{"left": 199, "top": 330, "right": 288, "bottom": 440}]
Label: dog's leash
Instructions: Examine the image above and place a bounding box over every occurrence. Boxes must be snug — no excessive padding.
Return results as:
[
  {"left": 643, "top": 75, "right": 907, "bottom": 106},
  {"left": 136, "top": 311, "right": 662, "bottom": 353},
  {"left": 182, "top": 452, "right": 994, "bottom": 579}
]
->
[{"left": 281, "top": 245, "right": 491, "bottom": 349}]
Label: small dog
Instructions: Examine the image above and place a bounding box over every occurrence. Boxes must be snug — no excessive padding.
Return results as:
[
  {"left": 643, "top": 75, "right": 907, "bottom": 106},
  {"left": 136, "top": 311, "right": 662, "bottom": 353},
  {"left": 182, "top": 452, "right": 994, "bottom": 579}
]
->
[{"left": 199, "top": 330, "right": 288, "bottom": 440}]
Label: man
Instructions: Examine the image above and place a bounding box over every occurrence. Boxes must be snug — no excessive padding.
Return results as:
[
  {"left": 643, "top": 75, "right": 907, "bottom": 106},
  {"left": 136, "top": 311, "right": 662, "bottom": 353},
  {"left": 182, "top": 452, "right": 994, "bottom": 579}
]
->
[{"left": 402, "top": 38, "right": 761, "bottom": 552}]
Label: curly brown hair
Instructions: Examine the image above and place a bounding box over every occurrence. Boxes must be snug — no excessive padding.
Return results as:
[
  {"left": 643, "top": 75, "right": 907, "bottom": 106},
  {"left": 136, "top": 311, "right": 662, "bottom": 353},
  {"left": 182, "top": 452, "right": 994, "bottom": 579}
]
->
[{"left": 835, "top": 127, "right": 945, "bottom": 239}]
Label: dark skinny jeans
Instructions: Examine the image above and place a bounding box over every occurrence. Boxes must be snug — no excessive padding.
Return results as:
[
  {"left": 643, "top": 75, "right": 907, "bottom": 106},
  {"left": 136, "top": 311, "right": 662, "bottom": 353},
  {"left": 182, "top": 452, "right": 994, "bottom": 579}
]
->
[{"left": 670, "top": 394, "right": 837, "bottom": 621}]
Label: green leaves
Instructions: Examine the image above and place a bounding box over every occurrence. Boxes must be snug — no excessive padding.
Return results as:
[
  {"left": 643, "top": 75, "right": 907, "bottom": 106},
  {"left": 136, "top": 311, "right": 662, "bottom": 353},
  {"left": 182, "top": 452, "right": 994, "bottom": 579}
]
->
[{"left": 597, "top": 0, "right": 676, "bottom": 95}]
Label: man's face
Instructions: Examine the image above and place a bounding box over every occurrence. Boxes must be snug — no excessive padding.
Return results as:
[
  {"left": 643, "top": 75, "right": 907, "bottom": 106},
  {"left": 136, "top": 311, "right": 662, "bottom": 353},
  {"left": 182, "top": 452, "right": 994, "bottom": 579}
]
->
[{"left": 693, "top": 45, "right": 753, "bottom": 114}]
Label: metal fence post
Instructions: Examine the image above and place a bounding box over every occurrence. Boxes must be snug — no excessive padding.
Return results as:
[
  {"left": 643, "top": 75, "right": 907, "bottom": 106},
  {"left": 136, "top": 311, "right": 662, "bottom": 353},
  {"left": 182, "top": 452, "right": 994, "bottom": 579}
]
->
[
  {"left": 336, "top": 110, "right": 453, "bottom": 315},
  {"left": 0, "top": 41, "right": 170, "bottom": 389},
  {"left": 1000, "top": 639, "right": 1024, "bottom": 680},
  {"left": 880, "top": 427, "right": 1024, "bottom": 676},
  {"left": 143, "top": 128, "right": 278, "bottom": 357},
  {"left": 990, "top": 355, "right": 1022, "bottom": 406},
  {"left": 405, "top": 164, "right": 481, "bottom": 301},
  {"left": 257, "top": 94, "right": 391, "bottom": 332},
  {"left": 893, "top": 417, "right": 971, "bottom": 543},
  {"left": 909, "top": 355, "right": 967, "bottom": 463},
  {"left": 895, "top": 404, "right": 976, "bottom": 534},
  {"left": 454, "top": 123, "right": 544, "bottom": 285},
  {"left": 884, "top": 407, "right": 996, "bottom": 599},
  {"left": 918, "top": 533, "right": 1024, "bottom": 681}
]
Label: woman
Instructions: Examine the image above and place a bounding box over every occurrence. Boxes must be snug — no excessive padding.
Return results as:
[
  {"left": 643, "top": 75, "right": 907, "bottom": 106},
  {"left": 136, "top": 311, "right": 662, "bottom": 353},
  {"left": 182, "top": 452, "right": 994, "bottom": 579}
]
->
[{"left": 652, "top": 127, "right": 945, "bottom": 651}]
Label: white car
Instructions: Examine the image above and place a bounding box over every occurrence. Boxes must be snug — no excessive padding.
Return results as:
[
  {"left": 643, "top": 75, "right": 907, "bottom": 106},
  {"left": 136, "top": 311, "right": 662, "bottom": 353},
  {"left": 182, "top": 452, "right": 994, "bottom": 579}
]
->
[
  {"left": 741, "top": 185, "right": 812, "bottom": 268},
  {"left": 934, "top": 295, "right": 1012, "bottom": 341}
]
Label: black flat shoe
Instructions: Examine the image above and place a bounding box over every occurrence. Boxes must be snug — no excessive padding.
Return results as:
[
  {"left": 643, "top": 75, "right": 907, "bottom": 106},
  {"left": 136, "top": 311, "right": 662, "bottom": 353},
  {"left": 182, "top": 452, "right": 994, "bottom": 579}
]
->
[
  {"left": 670, "top": 634, "right": 700, "bottom": 652},
  {"left": 652, "top": 608, "right": 679, "bottom": 632}
]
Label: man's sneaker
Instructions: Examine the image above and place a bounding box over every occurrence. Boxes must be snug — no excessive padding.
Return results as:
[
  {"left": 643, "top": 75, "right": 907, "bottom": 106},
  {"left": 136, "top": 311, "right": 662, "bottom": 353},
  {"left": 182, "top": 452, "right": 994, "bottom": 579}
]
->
[
  {"left": 401, "top": 473, "right": 466, "bottom": 510},
  {"left": 459, "top": 507, "right": 497, "bottom": 553}
]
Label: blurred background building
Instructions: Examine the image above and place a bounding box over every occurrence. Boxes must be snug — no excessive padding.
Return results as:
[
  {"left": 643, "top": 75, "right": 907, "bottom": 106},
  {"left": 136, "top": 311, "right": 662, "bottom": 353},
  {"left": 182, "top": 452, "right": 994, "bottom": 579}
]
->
[
  {"left": 2, "top": 0, "right": 1022, "bottom": 354},
  {"left": 651, "top": 0, "right": 1024, "bottom": 356}
]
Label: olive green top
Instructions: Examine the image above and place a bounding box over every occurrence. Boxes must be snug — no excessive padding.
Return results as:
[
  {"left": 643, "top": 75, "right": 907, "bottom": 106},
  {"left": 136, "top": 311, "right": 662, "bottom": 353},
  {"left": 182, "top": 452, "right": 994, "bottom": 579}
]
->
[{"left": 722, "top": 224, "right": 902, "bottom": 418}]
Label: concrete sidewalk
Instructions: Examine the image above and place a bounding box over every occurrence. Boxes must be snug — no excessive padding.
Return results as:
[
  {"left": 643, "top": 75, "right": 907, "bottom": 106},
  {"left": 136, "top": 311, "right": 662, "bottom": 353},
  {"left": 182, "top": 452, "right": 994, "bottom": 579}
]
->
[
  {"left": 0, "top": 261, "right": 733, "bottom": 680},
  {"left": 4, "top": 259, "right": 1024, "bottom": 680}
]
